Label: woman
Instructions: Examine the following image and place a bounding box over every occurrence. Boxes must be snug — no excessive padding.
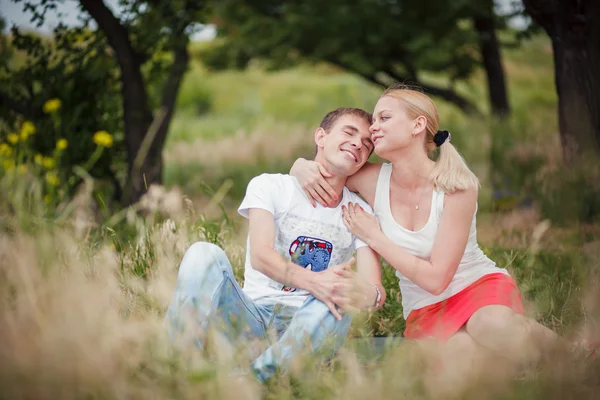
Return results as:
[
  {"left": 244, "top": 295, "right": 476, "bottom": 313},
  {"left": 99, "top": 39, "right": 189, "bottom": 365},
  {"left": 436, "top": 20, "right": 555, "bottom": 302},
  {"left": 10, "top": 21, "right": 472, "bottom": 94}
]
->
[{"left": 291, "top": 85, "right": 595, "bottom": 368}]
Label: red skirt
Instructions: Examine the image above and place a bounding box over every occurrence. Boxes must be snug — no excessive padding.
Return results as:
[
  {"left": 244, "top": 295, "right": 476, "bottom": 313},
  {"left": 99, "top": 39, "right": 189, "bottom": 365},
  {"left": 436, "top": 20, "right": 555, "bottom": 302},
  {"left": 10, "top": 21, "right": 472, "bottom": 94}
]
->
[{"left": 404, "top": 273, "right": 525, "bottom": 342}]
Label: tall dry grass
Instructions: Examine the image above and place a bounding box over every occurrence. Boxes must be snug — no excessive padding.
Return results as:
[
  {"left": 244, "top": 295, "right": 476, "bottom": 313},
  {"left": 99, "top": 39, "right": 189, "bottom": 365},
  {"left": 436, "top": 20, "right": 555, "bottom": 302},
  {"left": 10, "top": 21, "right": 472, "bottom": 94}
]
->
[{"left": 1, "top": 185, "right": 599, "bottom": 400}]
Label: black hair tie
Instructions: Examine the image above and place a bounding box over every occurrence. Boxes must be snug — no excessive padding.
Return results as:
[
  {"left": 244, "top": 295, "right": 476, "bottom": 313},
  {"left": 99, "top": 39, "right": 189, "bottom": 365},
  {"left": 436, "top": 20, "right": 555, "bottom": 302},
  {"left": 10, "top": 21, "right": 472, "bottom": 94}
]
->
[{"left": 434, "top": 130, "right": 451, "bottom": 147}]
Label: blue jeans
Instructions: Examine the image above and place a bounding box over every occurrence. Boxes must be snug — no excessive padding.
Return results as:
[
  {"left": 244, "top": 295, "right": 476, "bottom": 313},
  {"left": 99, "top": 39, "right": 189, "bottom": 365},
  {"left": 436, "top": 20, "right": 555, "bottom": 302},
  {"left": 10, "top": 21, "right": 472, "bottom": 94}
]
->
[{"left": 164, "top": 242, "right": 352, "bottom": 383}]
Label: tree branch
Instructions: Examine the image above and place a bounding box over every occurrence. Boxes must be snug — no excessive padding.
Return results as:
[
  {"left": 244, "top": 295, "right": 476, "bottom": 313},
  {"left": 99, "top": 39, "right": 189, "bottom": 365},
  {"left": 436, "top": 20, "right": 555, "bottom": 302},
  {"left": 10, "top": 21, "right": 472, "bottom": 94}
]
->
[
  {"left": 387, "top": 69, "right": 480, "bottom": 115},
  {"left": 78, "top": 0, "right": 143, "bottom": 79},
  {"left": 325, "top": 58, "right": 479, "bottom": 115},
  {"left": 522, "top": 0, "right": 556, "bottom": 36}
]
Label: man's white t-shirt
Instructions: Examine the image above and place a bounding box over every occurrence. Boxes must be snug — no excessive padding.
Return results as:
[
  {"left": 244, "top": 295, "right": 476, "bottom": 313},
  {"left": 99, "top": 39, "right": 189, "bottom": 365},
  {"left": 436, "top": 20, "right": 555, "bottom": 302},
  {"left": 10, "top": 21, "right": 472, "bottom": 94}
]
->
[{"left": 238, "top": 173, "right": 374, "bottom": 308}]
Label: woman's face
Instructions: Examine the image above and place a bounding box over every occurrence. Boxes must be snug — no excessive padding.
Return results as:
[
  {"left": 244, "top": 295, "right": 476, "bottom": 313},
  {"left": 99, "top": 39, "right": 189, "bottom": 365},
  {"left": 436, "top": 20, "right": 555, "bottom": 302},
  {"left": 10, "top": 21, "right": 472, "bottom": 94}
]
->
[{"left": 370, "top": 96, "right": 415, "bottom": 157}]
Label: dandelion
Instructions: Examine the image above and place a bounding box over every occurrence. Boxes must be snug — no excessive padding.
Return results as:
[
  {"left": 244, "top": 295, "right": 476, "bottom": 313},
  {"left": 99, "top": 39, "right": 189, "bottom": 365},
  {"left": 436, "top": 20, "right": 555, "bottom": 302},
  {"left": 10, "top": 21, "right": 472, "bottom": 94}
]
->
[
  {"left": 45, "top": 171, "right": 60, "bottom": 186},
  {"left": 43, "top": 98, "right": 62, "bottom": 113},
  {"left": 34, "top": 153, "right": 43, "bottom": 165},
  {"left": 56, "top": 139, "right": 68, "bottom": 151},
  {"left": 0, "top": 143, "right": 12, "bottom": 157},
  {"left": 42, "top": 156, "right": 56, "bottom": 169},
  {"left": 17, "top": 164, "right": 28, "bottom": 174},
  {"left": 3, "top": 159, "right": 15, "bottom": 170},
  {"left": 7, "top": 133, "right": 19, "bottom": 144},
  {"left": 93, "top": 130, "right": 114, "bottom": 148},
  {"left": 20, "top": 121, "right": 36, "bottom": 138}
]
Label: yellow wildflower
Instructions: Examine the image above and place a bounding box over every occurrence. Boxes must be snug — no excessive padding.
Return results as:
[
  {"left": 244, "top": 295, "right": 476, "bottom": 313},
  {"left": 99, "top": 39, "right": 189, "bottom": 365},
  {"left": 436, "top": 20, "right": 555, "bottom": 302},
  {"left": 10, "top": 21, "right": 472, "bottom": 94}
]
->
[
  {"left": 93, "top": 130, "right": 114, "bottom": 148},
  {"left": 42, "top": 156, "right": 56, "bottom": 169},
  {"left": 17, "top": 164, "right": 28, "bottom": 174},
  {"left": 0, "top": 143, "right": 11, "bottom": 157},
  {"left": 44, "top": 194, "right": 52, "bottom": 204},
  {"left": 43, "top": 98, "right": 62, "bottom": 113},
  {"left": 3, "top": 159, "right": 15, "bottom": 170},
  {"left": 45, "top": 171, "right": 60, "bottom": 186},
  {"left": 20, "top": 121, "right": 36, "bottom": 137},
  {"left": 56, "top": 138, "right": 68, "bottom": 151},
  {"left": 7, "top": 133, "right": 19, "bottom": 144},
  {"left": 34, "top": 153, "right": 43, "bottom": 165}
]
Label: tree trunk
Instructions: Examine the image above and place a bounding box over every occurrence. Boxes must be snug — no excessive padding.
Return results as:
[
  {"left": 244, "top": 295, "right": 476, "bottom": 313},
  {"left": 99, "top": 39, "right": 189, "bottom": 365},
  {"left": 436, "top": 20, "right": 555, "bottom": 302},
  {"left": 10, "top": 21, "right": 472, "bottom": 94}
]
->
[
  {"left": 524, "top": 0, "right": 600, "bottom": 162},
  {"left": 473, "top": 2, "right": 510, "bottom": 117},
  {"left": 80, "top": 0, "right": 155, "bottom": 205},
  {"left": 126, "top": 44, "right": 190, "bottom": 205}
]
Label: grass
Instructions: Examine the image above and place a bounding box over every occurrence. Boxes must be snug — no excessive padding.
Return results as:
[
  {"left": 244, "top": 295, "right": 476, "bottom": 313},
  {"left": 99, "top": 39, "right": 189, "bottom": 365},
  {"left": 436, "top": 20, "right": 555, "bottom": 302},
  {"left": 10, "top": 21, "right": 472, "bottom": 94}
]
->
[{"left": 2, "top": 33, "right": 600, "bottom": 399}]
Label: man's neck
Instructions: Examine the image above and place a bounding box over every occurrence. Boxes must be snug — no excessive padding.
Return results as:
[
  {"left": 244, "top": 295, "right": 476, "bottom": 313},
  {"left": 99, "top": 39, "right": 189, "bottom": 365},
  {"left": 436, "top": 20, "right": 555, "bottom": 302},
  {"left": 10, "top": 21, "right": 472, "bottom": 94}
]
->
[{"left": 313, "top": 155, "right": 347, "bottom": 207}]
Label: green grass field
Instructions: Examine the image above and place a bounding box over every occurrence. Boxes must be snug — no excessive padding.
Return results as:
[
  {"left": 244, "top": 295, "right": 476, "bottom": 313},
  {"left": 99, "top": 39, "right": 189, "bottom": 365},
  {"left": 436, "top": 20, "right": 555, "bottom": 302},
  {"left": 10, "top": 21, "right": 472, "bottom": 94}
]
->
[{"left": 2, "top": 34, "right": 600, "bottom": 399}]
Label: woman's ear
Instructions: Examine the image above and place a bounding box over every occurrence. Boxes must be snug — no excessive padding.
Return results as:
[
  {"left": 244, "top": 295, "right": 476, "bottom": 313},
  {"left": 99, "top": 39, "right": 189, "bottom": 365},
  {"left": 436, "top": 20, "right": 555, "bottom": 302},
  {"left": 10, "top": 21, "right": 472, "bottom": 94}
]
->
[{"left": 412, "top": 115, "right": 428, "bottom": 136}]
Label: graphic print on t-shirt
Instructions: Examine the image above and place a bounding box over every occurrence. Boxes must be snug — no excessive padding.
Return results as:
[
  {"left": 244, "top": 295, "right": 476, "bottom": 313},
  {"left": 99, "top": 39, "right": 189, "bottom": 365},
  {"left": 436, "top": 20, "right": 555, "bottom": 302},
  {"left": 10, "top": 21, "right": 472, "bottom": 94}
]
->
[{"left": 282, "top": 236, "right": 333, "bottom": 292}]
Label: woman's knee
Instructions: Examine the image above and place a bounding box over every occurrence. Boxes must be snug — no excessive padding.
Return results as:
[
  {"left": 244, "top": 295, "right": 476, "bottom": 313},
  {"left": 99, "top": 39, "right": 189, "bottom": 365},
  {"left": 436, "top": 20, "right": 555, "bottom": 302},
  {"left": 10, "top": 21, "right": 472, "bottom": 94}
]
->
[{"left": 466, "top": 305, "right": 516, "bottom": 340}]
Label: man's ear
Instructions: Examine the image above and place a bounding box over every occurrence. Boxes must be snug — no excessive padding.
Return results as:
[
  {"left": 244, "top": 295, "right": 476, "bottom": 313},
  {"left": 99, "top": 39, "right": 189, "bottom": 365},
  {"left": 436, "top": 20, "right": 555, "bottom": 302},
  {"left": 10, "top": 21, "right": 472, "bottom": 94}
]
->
[{"left": 315, "top": 127, "right": 327, "bottom": 149}]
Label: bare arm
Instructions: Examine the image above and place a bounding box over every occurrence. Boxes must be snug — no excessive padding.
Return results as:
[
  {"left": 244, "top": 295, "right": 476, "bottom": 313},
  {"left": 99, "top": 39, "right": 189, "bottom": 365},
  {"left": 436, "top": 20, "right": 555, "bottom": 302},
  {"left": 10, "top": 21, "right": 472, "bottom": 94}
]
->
[
  {"left": 343, "top": 188, "right": 477, "bottom": 295},
  {"left": 290, "top": 158, "right": 381, "bottom": 207},
  {"left": 248, "top": 208, "right": 354, "bottom": 319}
]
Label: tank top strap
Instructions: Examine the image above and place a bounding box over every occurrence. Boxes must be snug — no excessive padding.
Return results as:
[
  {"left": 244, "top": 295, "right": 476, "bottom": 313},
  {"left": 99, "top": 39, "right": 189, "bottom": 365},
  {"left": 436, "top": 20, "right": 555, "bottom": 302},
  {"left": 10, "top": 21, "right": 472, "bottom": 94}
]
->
[
  {"left": 433, "top": 186, "right": 446, "bottom": 221},
  {"left": 373, "top": 163, "right": 393, "bottom": 215}
]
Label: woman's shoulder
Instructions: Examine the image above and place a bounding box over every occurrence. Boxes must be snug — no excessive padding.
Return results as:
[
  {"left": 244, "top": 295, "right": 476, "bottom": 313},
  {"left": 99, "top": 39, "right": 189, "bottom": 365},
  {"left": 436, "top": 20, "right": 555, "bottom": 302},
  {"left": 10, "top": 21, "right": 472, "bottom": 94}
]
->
[
  {"left": 439, "top": 186, "right": 479, "bottom": 215},
  {"left": 347, "top": 162, "right": 384, "bottom": 204}
]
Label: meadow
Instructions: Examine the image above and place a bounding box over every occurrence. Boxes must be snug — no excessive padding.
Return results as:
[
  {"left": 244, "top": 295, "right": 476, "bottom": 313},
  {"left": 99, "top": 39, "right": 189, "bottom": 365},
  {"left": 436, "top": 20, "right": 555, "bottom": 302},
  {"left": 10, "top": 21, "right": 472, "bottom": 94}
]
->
[{"left": 1, "top": 33, "right": 599, "bottom": 399}]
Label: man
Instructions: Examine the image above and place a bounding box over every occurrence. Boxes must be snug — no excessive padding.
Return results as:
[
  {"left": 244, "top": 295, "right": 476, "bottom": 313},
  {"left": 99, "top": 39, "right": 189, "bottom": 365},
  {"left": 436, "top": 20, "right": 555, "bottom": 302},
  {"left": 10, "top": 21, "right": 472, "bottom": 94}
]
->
[{"left": 165, "top": 107, "right": 385, "bottom": 383}]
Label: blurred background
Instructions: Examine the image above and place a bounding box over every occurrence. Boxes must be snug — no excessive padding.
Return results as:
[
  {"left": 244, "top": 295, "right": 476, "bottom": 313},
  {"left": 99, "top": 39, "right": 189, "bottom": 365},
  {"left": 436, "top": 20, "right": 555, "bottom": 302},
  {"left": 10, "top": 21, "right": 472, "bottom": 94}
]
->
[{"left": 1, "top": 1, "right": 599, "bottom": 398}]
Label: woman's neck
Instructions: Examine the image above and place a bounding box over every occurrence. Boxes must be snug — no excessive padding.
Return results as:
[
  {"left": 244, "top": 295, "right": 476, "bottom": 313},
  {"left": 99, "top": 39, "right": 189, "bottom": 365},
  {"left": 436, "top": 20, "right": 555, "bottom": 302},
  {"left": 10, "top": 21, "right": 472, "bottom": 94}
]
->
[{"left": 388, "top": 149, "right": 435, "bottom": 189}]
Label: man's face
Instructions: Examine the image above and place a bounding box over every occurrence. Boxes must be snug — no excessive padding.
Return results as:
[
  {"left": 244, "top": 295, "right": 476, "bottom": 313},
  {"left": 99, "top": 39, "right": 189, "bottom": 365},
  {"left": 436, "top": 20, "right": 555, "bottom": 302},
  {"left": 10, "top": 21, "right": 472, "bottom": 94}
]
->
[{"left": 315, "top": 114, "right": 373, "bottom": 177}]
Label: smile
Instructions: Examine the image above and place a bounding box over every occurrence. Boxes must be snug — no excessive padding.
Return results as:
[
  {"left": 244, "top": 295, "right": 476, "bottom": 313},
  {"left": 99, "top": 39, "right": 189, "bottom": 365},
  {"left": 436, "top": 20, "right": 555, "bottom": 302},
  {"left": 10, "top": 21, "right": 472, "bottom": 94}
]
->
[{"left": 341, "top": 149, "right": 358, "bottom": 163}]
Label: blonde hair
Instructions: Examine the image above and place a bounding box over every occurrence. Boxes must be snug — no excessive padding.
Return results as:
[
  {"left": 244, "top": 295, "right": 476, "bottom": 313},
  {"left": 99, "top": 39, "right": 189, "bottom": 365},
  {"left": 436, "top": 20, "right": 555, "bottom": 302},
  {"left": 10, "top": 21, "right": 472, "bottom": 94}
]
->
[{"left": 382, "top": 84, "right": 480, "bottom": 193}]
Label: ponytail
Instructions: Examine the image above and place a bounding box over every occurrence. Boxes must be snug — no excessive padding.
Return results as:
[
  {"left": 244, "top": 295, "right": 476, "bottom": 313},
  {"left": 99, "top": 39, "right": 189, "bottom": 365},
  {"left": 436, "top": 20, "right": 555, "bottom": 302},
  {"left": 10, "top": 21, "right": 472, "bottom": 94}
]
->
[{"left": 429, "top": 139, "right": 480, "bottom": 193}]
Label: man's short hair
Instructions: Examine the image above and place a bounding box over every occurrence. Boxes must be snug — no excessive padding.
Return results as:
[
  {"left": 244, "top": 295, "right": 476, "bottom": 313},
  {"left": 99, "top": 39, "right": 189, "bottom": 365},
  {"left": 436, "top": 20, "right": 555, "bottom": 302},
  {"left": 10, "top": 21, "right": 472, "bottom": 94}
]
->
[
  {"left": 319, "top": 107, "right": 373, "bottom": 132},
  {"left": 315, "top": 108, "right": 373, "bottom": 156}
]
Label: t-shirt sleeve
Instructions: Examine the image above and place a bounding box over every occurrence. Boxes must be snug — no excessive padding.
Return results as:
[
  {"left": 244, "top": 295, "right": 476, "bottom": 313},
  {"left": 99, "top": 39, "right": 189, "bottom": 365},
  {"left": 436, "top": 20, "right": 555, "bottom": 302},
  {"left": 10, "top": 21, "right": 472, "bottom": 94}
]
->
[
  {"left": 238, "top": 174, "right": 286, "bottom": 219},
  {"left": 351, "top": 195, "right": 376, "bottom": 250}
]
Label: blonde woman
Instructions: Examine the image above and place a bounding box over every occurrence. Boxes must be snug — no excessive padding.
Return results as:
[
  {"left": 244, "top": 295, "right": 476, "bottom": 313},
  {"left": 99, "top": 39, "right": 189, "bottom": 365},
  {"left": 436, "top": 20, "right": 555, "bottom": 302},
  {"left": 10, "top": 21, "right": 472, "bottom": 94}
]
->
[{"left": 291, "top": 85, "right": 596, "bottom": 369}]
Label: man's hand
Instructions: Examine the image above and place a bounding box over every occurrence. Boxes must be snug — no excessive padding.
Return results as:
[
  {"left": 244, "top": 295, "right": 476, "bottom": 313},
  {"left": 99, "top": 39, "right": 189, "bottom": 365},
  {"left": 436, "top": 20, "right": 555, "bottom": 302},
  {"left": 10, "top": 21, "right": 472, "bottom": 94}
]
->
[
  {"left": 332, "top": 268, "right": 379, "bottom": 312},
  {"left": 307, "top": 257, "right": 355, "bottom": 320}
]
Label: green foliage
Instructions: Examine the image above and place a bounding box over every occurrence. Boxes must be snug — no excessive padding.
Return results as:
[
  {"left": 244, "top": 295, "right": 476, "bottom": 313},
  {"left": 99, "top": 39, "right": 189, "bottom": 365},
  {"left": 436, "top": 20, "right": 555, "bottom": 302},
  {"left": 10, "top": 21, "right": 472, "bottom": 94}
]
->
[
  {"left": 199, "top": 0, "right": 524, "bottom": 117},
  {"left": 206, "top": 0, "right": 481, "bottom": 79},
  {"left": 1, "top": 0, "right": 209, "bottom": 207},
  {"left": 532, "top": 159, "right": 600, "bottom": 225},
  {"left": 1, "top": 23, "right": 124, "bottom": 188}
]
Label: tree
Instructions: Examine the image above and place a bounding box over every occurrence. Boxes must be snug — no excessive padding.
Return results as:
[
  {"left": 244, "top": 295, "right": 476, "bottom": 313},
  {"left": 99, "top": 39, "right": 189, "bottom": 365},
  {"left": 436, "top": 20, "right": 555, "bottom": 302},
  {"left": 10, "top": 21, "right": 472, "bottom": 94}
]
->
[
  {"left": 0, "top": 0, "right": 207, "bottom": 205},
  {"left": 472, "top": 0, "right": 510, "bottom": 116},
  {"left": 523, "top": 0, "right": 600, "bottom": 161},
  {"left": 205, "top": 0, "right": 511, "bottom": 116}
]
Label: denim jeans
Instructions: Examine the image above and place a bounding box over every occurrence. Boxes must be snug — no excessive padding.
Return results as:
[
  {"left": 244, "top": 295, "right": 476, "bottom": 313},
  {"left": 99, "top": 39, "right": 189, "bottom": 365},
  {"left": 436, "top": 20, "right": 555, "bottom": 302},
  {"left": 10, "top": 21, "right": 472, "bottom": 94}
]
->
[{"left": 164, "top": 242, "right": 352, "bottom": 383}]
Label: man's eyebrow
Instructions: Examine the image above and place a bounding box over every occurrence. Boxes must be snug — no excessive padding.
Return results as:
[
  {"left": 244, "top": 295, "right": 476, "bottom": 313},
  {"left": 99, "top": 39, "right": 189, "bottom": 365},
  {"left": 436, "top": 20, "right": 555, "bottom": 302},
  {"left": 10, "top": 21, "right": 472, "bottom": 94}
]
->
[{"left": 342, "top": 125, "right": 359, "bottom": 132}]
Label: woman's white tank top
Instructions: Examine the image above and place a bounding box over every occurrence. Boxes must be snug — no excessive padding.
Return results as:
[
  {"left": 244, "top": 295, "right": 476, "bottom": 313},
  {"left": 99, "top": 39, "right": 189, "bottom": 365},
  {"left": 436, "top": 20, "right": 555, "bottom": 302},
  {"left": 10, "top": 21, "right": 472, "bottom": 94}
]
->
[{"left": 373, "top": 163, "right": 509, "bottom": 318}]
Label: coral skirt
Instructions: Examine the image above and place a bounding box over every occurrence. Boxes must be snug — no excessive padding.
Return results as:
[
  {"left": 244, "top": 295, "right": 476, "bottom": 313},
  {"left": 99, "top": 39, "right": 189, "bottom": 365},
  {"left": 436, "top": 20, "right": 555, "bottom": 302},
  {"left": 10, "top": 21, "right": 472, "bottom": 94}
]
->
[{"left": 404, "top": 273, "right": 525, "bottom": 342}]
